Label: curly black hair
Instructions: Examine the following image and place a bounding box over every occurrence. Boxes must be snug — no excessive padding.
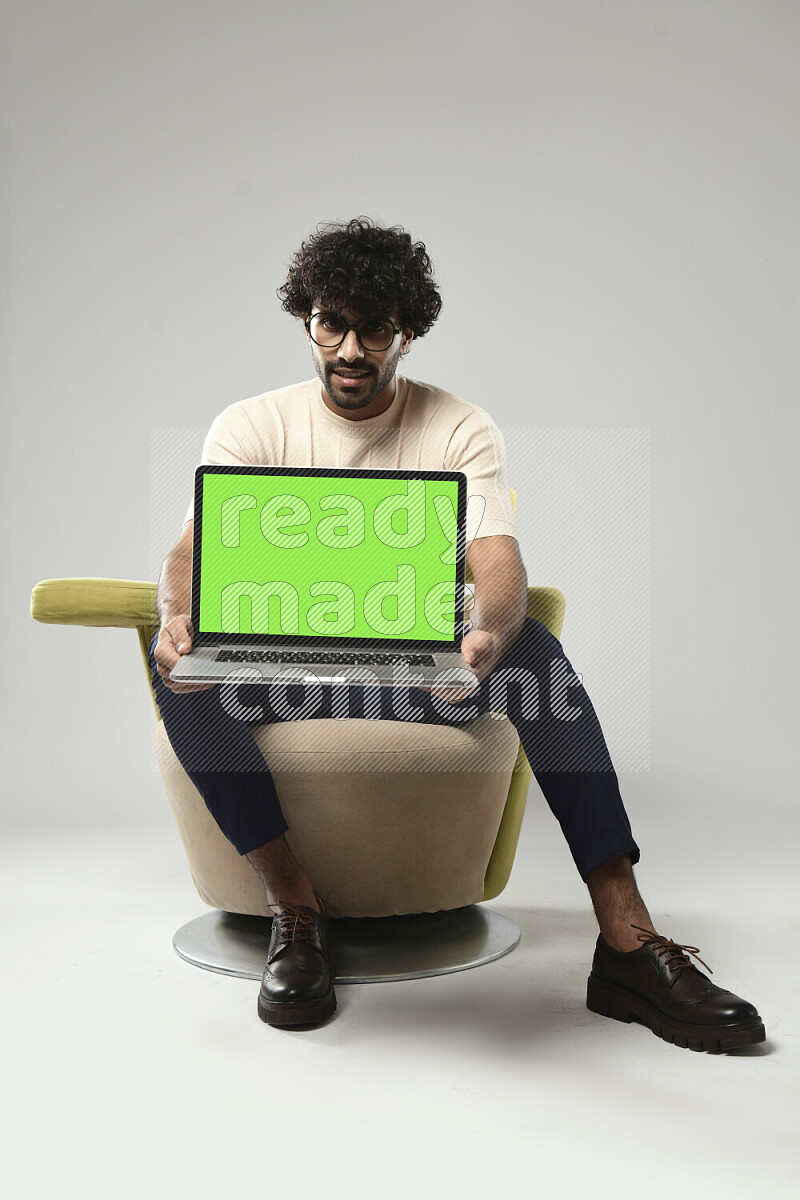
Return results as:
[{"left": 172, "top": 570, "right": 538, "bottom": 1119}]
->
[{"left": 277, "top": 217, "right": 442, "bottom": 338}]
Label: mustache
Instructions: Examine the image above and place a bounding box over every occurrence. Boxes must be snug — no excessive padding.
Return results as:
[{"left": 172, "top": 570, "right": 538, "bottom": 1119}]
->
[{"left": 330, "top": 363, "right": 375, "bottom": 374}]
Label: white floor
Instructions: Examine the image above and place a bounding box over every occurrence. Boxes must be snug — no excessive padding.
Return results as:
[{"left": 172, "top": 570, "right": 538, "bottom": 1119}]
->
[{"left": 2, "top": 808, "right": 798, "bottom": 1200}]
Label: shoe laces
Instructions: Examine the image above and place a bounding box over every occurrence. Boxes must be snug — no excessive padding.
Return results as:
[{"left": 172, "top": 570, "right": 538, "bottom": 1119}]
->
[
  {"left": 271, "top": 894, "right": 326, "bottom": 945},
  {"left": 629, "top": 924, "right": 713, "bottom": 975}
]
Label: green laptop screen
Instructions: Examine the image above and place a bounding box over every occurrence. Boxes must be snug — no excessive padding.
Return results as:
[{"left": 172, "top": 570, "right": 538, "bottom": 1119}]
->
[{"left": 197, "top": 472, "right": 462, "bottom": 642}]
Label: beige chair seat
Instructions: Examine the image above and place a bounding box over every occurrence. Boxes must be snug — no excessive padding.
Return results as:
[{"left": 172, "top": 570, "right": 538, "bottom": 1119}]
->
[{"left": 156, "top": 710, "right": 521, "bottom": 918}]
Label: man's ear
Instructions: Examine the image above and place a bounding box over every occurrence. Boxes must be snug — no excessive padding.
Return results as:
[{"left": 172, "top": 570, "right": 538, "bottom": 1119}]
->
[{"left": 400, "top": 328, "right": 414, "bottom": 356}]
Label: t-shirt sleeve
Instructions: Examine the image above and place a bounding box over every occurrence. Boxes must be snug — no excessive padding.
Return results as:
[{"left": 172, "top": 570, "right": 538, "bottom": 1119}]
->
[
  {"left": 443, "top": 405, "right": 517, "bottom": 544},
  {"left": 182, "top": 404, "right": 262, "bottom": 526}
]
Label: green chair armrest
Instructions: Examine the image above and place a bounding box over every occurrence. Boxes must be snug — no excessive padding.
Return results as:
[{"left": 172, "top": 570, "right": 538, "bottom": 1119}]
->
[
  {"left": 31, "top": 578, "right": 161, "bottom": 719},
  {"left": 30, "top": 578, "right": 158, "bottom": 629},
  {"left": 525, "top": 585, "right": 565, "bottom": 641}
]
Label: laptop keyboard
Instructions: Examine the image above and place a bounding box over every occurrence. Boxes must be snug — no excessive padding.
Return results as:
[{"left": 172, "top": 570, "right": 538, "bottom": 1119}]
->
[{"left": 215, "top": 649, "right": 437, "bottom": 667}]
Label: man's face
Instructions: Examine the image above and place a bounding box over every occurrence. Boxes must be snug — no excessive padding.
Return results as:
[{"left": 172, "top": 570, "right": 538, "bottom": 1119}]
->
[{"left": 306, "top": 301, "right": 414, "bottom": 415}]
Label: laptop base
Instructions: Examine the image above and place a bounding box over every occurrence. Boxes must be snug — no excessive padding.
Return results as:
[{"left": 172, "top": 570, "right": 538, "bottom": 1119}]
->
[{"left": 169, "top": 644, "right": 478, "bottom": 688}]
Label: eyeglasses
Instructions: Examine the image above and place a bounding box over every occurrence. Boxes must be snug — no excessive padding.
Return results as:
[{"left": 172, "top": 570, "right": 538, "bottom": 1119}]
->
[{"left": 305, "top": 311, "right": 402, "bottom": 353}]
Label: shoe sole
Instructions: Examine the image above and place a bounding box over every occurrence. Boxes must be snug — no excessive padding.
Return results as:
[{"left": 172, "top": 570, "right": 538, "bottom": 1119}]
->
[
  {"left": 257, "top": 986, "right": 337, "bottom": 1027},
  {"left": 586, "top": 974, "right": 766, "bottom": 1052}
]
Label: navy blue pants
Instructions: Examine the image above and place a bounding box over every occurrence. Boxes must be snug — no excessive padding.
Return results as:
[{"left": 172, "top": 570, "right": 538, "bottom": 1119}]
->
[{"left": 148, "top": 617, "right": 640, "bottom": 883}]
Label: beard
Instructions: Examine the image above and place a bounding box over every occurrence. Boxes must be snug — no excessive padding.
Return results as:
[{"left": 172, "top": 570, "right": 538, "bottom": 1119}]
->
[{"left": 312, "top": 344, "right": 404, "bottom": 412}]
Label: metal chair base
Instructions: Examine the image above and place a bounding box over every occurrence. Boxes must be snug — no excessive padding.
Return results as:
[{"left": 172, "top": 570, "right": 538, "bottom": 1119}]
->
[{"left": 173, "top": 905, "right": 520, "bottom": 984}]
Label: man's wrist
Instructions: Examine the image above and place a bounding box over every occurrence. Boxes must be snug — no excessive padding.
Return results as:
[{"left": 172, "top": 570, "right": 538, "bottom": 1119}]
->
[
  {"left": 472, "top": 607, "right": 527, "bottom": 660},
  {"left": 158, "top": 606, "right": 189, "bottom": 629}
]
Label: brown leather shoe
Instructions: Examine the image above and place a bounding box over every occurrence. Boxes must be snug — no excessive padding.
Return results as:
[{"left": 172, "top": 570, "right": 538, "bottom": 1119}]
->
[
  {"left": 586, "top": 924, "right": 766, "bottom": 1052},
  {"left": 258, "top": 895, "right": 336, "bottom": 1027}
]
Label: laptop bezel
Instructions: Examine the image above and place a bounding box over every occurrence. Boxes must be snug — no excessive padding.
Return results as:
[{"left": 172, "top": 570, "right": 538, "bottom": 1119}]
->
[{"left": 189, "top": 464, "right": 469, "bottom": 653}]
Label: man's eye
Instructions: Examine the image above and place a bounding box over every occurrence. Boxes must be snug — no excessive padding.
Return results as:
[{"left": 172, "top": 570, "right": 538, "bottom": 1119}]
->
[
  {"left": 364, "top": 321, "right": 390, "bottom": 334},
  {"left": 322, "top": 316, "right": 345, "bottom": 331}
]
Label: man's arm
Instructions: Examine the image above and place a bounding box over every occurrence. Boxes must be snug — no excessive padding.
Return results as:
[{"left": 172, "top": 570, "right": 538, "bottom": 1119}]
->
[
  {"left": 153, "top": 520, "right": 214, "bottom": 693},
  {"left": 157, "top": 520, "right": 193, "bottom": 626},
  {"left": 465, "top": 534, "right": 529, "bottom": 670},
  {"left": 420, "top": 534, "right": 528, "bottom": 702}
]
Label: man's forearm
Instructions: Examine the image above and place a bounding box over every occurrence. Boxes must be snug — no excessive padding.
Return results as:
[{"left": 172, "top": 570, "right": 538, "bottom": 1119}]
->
[
  {"left": 469, "top": 564, "right": 529, "bottom": 658},
  {"left": 156, "top": 546, "right": 192, "bottom": 625}
]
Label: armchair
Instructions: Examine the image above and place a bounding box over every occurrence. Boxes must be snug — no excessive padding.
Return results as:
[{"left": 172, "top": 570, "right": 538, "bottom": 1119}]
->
[{"left": 31, "top": 488, "right": 566, "bottom": 982}]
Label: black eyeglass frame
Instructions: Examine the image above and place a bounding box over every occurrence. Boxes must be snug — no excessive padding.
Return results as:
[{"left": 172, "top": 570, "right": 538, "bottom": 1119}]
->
[{"left": 304, "top": 310, "right": 404, "bottom": 352}]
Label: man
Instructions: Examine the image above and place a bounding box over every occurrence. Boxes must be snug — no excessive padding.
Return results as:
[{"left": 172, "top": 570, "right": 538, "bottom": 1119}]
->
[{"left": 150, "top": 218, "right": 765, "bottom": 1049}]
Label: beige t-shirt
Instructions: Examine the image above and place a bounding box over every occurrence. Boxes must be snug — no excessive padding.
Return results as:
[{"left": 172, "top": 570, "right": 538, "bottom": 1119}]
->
[{"left": 183, "top": 374, "right": 517, "bottom": 545}]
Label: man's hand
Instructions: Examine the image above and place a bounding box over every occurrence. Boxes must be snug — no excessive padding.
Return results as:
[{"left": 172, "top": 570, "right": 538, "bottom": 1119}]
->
[
  {"left": 154, "top": 615, "right": 215, "bottom": 693},
  {"left": 418, "top": 627, "right": 501, "bottom": 704},
  {"left": 460, "top": 627, "right": 501, "bottom": 680}
]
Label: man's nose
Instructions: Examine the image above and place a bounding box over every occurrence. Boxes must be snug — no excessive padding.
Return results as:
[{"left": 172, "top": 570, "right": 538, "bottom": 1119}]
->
[{"left": 338, "top": 328, "right": 365, "bottom": 361}]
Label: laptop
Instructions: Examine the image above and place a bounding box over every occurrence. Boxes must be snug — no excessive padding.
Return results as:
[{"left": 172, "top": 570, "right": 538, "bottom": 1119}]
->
[{"left": 169, "top": 464, "right": 483, "bottom": 690}]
